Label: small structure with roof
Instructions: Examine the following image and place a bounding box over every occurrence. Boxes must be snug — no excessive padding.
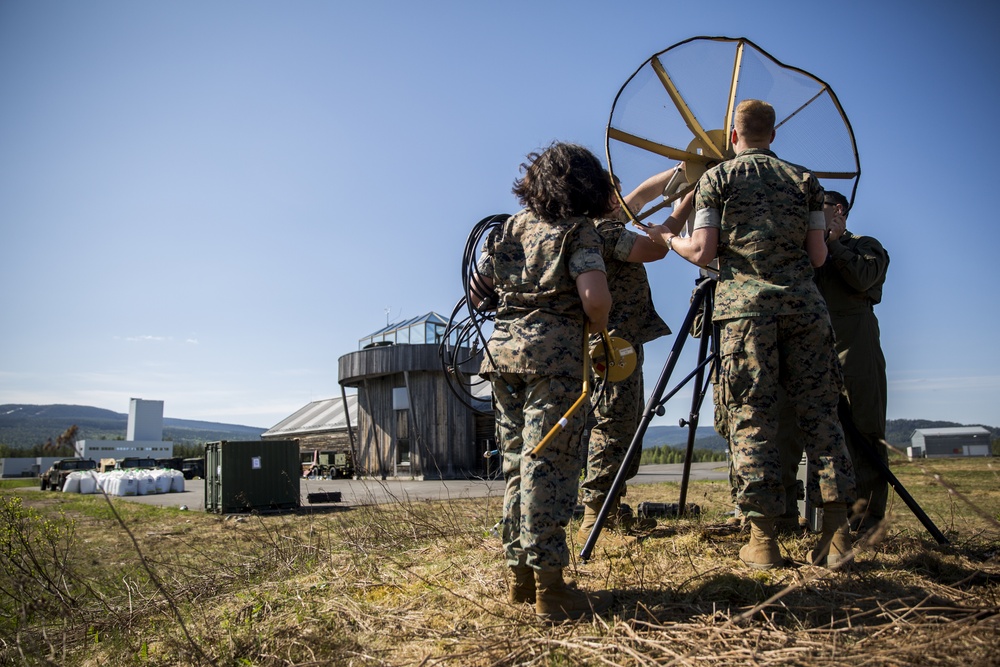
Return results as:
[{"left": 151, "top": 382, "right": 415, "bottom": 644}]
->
[
  {"left": 337, "top": 312, "right": 489, "bottom": 480},
  {"left": 261, "top": 394, "right": 358, "bottom": 454},
  {"left": 908, "top": 426, "right": 993, "bottom": 459}
]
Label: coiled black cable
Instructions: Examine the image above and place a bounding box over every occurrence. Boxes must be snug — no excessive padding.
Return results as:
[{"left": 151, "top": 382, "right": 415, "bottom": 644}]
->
[
  {"left": 438, "top": 212, "right": 614, "bottom": 416},
  {"left": 438, "top": 214, "right": 509, "bottom": 413}
]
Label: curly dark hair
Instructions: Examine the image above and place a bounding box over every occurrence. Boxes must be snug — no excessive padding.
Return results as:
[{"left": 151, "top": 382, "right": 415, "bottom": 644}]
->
[{"left": 511, "top": 142, "right": 615, "bottom": 222}]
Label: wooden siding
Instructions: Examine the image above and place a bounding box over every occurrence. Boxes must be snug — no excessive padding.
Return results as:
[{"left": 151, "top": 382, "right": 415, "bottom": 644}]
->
[
  {"left": 340, "top": 344, "right": 485, "bottom": 480},
  {"left": 339, "top": 344, "right": 447, "bottom": 385},
  {"left": 265, "top": 431, "right": 353, "bottom": 452}
]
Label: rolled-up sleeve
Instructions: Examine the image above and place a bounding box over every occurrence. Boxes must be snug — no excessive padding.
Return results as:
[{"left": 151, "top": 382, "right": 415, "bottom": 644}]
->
[{"left": 694, "top": 206, "right": 721, "bottom": 230}]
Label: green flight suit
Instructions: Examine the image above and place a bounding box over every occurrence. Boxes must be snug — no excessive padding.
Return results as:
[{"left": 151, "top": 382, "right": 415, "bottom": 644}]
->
[{"left": 778, "top": 229, "right": 890, "bottom": 522}]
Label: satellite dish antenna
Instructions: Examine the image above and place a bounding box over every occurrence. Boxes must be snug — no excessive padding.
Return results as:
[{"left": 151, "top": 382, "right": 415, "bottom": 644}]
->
[{"left": 606, "top": 36, "right": 860, "bottom": 230}]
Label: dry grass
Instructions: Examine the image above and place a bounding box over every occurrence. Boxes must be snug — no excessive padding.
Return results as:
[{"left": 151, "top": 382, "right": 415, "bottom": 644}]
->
[{"left": 1, "top": 457, "right": 997, "bottom": 666}]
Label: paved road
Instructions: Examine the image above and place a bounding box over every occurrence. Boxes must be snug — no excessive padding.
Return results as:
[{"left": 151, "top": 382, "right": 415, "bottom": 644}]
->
[{"left": 29, "top": 462, "right": 728, "bottom": 511}]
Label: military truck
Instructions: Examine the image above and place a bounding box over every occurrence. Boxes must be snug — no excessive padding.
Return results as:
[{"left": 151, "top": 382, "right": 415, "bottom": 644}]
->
[
  {"left": 118, "top": 457, "right": 158, "bottom": 470},
  {"left": 301, "top": 449, "right": 354, "bottom": 479},
  {"left": 181, "top": 457, "right": 205, "bottom": 480},
  {"left": 39, "top": 458, "right": 98, "bottom": 491},
  {"left": 155, "top": 456, "right": 184, "bottom": 472}
]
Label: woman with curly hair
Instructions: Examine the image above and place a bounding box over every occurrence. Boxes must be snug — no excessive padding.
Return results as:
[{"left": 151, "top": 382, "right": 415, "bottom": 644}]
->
[{"left": 477, "top": 142, "right": 614, "bottom": 622}]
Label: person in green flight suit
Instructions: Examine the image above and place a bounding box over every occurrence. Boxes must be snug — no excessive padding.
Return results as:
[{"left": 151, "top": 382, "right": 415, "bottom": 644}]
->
[{"left": 776, "top": 189, "right": 890, "bottom": 534}]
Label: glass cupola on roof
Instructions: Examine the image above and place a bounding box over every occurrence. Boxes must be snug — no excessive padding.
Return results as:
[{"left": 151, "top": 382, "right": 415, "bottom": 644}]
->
[{"left": 358, "top": 312, "right": 453, "bottom": 350}]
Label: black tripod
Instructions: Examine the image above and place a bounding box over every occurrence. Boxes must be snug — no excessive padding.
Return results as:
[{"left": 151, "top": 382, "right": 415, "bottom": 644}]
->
[
  {"left": 580, "top": 273, "right": 948, "bottom": 561},
  {"left": 838, "top": 399, "right": 948, "bottom": 544},
  {"left": 581, "top": 273, "right": 718, "bottom": 561}
]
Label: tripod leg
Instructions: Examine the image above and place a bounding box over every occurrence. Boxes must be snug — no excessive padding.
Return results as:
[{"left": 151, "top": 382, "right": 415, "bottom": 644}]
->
[
  {"left": 580, "top": 277, "right": 713, "bottom": 561},
  {"left": 837, "top": 398, "right": 948, "bottom": 545},
  {"left": 677, "top": 314, "right": 715, "bottom": 517}
]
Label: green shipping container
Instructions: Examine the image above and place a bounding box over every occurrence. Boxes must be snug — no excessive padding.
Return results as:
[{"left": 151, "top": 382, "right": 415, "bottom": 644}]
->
[{"left": 205, "top": 440, "right": 300, "bottom": 513}]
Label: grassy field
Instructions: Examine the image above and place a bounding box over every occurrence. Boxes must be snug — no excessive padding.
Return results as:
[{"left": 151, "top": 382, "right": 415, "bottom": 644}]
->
[{"left": 1, "top": 457, "right": 998, "bottom": 666}]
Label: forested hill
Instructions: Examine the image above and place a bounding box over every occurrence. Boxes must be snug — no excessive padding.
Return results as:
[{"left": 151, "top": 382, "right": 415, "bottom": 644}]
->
[
  {"left": 643, "top": 418, "right": 998, "bottom": 452},
  {"left": 0, "top": 404, "right": 265, "bottom": 453}
]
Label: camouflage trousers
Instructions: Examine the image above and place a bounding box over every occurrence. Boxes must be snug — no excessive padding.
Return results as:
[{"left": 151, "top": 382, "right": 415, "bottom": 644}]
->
[
  {"left": 775, "top": 389, "right": 805, "bottom": 516},
  {"left": 579, "top": 345, "right": 645, "bottom": 504},
  {"left": 776, "top": 391, "right": 889, "bottom": 520},
  {"left": 491, "top": 371, "right": 587, "bottom": 570},
  {"left": 715, "top": 313, "right": 856, "bottom": 518}
]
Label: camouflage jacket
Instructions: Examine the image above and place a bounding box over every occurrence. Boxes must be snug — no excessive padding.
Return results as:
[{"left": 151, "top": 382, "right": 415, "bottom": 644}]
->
[
  {"left": 480, "top": 209, "right": 606, "bottom": 378},
  {"left": 594, "top": 217, "right": 670, "bottom": 345},
  {"left": 695, "top": 148, "right": 828, "bottom": 320}
]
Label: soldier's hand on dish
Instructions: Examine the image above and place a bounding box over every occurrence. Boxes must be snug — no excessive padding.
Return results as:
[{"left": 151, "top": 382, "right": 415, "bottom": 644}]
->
[
  {"left": 826, "top": 211, "right": 846, "bottom": 242},
  {"left": 643, "top": 223, "right": 671, "bottom": 248}
]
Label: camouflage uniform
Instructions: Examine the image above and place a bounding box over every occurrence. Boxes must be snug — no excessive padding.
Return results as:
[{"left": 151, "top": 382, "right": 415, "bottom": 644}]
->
[
  {"left": 777, "top": 229, "right": 889, "bottom": 518},
  {"left": 479, "top": 209, "right": 606, "bottom": 570},
  {"left": 696, "top": 148, "right": 855, "bottom": 518},
  {"left": 580, "top": 216, "right": 670, "bottom": 504}
]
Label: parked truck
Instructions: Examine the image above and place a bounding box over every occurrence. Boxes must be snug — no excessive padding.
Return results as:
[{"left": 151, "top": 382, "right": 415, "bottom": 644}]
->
[
  {"left": 155, "top": 456, "right": 185, "bottom": 472},
  {"left": 118, "top": 457, "right": 158, "bottom": 470},
  {"left": 181, "top": 457, "right": 205, "bottom": 480},
  {"left": 39, "top": 458, "right": 98, "bottom": 491},
  {"left": 301, "top": 448, "right": 354, "bottom": 479}
]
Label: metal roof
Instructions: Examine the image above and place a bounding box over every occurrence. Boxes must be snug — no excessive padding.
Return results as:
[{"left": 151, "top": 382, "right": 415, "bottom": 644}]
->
[
  {"left": 911, "top": 426, "right": 991, "bottom": 437},
  {"left": 262, "top": 395, "right": 358, "bottom": 437}
]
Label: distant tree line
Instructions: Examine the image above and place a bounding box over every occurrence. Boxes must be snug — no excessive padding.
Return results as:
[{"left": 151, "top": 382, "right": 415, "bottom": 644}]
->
[
  {"left": 0, "top": 421, "right": 229, "bottom": 460},
  {"left": 640, "top": 444, "right": 727, "bottom": 465}
]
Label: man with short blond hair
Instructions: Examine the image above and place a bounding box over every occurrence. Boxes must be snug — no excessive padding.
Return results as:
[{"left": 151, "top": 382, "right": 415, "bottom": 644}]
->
[
  {"left": 646, "top": 99, "right": 856, "bottom": 570},
  {"left": 734, "top": 99, "right": 776, "bottom": 141}
]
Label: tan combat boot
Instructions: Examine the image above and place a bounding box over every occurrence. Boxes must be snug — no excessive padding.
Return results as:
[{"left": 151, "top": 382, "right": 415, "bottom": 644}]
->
[
  {"left": 508, "top": 565, "right": 535, "bottom": 604},
  {"left": 535, "top": 569, "right": 613, "bottom": 623},
  {"left": 739, "top": 516, "right": 784, "bottom": 569},
  {"left": 807, "top": 503, "right": 853, "bottom": 568},
  {"left": 576, "top": 500, "right": 637, "bottom": 551},
  {"left": 576, "top": 500, "right": 601, "bottom": 543}
]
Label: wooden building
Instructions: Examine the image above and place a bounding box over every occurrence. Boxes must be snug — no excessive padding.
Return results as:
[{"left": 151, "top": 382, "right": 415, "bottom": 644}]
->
[{"left": 338, "top": 313, "right": 491, "bottom": 480}]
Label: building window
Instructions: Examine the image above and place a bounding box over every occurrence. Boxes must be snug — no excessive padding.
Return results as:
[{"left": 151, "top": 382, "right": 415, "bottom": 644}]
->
[{"left": 392, "top": 387, "right": 409, "bottom": 411}]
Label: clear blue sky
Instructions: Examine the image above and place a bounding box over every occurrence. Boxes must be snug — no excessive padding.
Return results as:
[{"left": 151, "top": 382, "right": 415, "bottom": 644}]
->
[{"left": 1, "top": 1, "right": 997, "bottom": 429}]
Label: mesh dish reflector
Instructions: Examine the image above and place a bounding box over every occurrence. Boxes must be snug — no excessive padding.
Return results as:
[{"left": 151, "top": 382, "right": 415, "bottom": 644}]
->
[{"left": 607, "top": 36, "right": 860, "bottom": 228}]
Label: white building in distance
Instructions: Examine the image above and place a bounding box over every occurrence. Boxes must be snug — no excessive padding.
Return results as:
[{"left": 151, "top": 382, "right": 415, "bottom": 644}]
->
[
  {"left": 76, "top": 398, "right": 173, "bottom": 461},
  {"left": 908, "top": 426, "right": 993, "bottom": 459}
]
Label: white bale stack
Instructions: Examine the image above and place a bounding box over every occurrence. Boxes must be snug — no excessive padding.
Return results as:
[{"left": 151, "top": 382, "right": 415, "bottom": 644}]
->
[{"left": 60, "top": 469, "right": 186, "bottom": 495}]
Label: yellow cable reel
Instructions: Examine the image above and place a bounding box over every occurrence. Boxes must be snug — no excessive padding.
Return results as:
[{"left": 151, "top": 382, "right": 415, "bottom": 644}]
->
[{"left": 590, "top": 332, "right": 637, "bottom": 382}]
